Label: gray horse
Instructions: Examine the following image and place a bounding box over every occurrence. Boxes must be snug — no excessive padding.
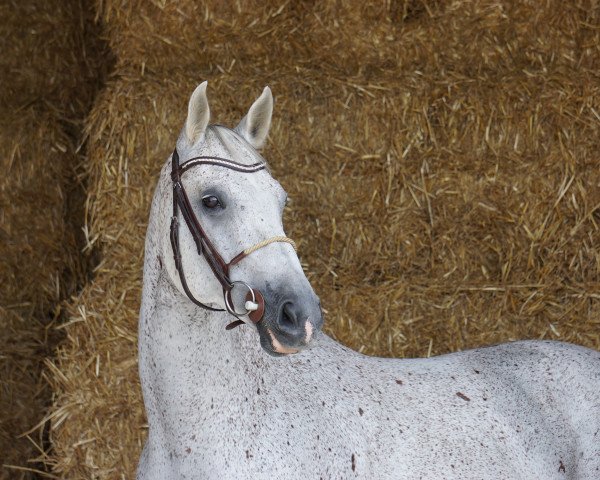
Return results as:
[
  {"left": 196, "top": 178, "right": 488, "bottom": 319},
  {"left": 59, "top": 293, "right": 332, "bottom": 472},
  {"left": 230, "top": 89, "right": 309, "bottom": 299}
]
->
[{"left": 137, "top": 82, "right": 600, "bottom": 479}]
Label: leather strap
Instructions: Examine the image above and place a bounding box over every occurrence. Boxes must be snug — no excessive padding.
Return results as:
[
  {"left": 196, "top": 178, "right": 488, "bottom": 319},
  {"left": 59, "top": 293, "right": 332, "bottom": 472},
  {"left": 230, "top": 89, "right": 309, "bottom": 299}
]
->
[
  {"left": 170, "top": 149, "right": 226, "bottom": 312},
  {"left": 171, "top": 147, "right": 267, "bottom": 322},
  {"left": 170, "top": 146, "right": 294, "bottom": 328}
]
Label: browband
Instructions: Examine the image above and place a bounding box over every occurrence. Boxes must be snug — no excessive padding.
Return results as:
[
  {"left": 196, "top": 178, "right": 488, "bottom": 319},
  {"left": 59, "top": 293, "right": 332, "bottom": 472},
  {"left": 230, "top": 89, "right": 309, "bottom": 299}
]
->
[{"left": 179, "top": 155, "right": 266, "bottom": 174}]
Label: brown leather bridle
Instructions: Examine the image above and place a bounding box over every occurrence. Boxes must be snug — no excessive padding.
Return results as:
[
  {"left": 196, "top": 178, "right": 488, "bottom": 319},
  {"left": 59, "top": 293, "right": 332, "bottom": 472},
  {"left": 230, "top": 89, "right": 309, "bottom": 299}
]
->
[{"left": 169, "top": 147, "right": 295, "bottom": 330}]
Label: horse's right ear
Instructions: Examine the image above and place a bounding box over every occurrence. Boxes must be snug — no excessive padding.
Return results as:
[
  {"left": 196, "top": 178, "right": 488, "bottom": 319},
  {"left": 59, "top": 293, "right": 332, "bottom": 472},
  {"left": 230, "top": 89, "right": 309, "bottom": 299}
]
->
[{"left": 185, "top": 81, "right": 210, "bottom": 144}]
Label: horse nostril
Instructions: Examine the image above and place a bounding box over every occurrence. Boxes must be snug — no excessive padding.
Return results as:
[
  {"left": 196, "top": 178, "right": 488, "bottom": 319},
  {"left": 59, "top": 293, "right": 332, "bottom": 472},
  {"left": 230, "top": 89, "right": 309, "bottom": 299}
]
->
[{"left": 278, "top": 301, "right": 298, "bottom": 330}]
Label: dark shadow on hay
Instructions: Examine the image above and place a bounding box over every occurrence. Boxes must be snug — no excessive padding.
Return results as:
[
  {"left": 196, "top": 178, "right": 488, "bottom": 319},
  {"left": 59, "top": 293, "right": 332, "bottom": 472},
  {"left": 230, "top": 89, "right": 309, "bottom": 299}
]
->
[{"left": 0, "top": 0, "right": 114, "bottom": 478}]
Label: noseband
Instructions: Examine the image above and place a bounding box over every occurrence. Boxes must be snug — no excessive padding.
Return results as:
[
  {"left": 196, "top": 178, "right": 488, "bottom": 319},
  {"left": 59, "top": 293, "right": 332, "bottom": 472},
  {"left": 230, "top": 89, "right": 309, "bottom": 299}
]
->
[{"left": 169, "top": 147, "right": 296, "bottom": 330}]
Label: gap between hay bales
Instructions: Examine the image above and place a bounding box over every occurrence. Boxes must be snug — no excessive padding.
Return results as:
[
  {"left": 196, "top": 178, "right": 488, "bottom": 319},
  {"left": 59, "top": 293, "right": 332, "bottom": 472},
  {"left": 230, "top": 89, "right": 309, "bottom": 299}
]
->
[{"left": 0, "top": 0, "right": 114, "bottom": 478}]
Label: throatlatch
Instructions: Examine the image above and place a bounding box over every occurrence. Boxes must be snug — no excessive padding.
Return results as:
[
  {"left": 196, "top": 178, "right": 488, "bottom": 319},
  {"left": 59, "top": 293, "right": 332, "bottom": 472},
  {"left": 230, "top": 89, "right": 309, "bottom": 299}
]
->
[{"left": 169, "top": 147, "right": 296, "bottom": 329}]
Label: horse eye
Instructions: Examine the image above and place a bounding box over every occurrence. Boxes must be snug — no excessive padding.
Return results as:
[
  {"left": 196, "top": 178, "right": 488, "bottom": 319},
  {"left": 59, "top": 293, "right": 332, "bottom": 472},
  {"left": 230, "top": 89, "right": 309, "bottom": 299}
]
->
[{"left": 202, "top": 195, "right": 221, "bottom": 209}]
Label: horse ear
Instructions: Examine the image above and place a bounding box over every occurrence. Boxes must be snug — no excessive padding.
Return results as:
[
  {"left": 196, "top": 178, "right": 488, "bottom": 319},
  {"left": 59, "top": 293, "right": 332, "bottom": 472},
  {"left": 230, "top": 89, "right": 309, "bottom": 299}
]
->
[
  {"left": 185, "top": 81, "right": 210, "bottom": 144},
  {"left": 235, "top": 86, "right": 273, "bottom": 149}
]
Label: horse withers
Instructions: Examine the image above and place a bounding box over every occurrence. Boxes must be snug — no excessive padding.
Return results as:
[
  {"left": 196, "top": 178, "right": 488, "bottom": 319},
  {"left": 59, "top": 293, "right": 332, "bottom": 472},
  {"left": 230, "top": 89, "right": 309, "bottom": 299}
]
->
[{"left": 137, "top": 82, "right": 600, "bottom": 479}]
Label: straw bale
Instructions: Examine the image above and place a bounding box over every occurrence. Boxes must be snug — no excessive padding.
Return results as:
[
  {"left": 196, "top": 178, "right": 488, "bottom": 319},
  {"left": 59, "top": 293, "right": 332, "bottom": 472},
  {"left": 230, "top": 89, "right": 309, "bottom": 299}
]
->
[
  {"left": 0, "top": 0, "right": 106, "bottom": 117},
  {"left": 0, "top": 115, "right": 79, "bottom": 479},
  {"left": 0, "top": 0, "right": 110, "bottom": 477},
  {"left": 48, "top": 0, "right": 600, "bottom": 477}
]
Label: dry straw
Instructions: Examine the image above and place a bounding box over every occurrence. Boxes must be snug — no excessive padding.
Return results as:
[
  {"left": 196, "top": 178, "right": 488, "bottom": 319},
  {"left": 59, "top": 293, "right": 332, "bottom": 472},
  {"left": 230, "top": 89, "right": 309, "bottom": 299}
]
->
[
  {"left": 0, "top": 0, "right": 108, "bottom": 478},
  {"left": 46, "top": 0, "right": 599, "bottom": 477}
]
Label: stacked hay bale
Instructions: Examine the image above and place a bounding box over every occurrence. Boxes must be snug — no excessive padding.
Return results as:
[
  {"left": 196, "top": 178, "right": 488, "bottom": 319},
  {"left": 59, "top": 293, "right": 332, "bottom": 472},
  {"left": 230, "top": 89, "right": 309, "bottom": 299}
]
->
[
  {"left": 48, "top": 0, "right": 600, "bottom": 477},
  {"left": 0, "top": 1, "right": 108, "bottom": 477}
]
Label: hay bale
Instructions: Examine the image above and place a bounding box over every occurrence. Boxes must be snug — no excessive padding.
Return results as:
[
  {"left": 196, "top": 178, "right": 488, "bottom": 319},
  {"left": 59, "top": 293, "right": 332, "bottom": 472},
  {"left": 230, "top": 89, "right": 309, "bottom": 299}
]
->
[
  {"left": 0, "top": 0, "right": 110, "bottom": 477},
  {"left": 48, "top": 0, "right": 600, "bottom": 477},
  {"left": 0, "top": 0, "right": 108, "bottom": 114},
  {"left": 0, "top": 115, "right": 81, "bottom": 479}
]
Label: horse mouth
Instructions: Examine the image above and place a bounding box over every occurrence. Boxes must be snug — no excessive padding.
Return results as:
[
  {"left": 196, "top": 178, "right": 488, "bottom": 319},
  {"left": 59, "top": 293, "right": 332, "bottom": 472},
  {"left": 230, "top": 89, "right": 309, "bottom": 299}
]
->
[
  {"left": 267, "top": 329, "right": 300, "bottom": 355},
  {"left": 257, "top": 323, "right": 314, "bottom": 357}
]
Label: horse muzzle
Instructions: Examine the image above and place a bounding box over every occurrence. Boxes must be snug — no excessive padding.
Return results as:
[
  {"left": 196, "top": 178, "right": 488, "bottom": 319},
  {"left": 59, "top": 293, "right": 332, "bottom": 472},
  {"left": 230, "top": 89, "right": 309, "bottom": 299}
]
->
[{"left": 256, "top": 291, "right": 323, "bottom": 356}]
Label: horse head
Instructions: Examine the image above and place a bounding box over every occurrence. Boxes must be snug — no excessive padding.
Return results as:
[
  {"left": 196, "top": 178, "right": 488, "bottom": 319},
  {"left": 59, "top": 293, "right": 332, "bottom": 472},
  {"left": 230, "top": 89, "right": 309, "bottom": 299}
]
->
[{"left": 160, "top": 81, "right": 323, "bottom": 356}]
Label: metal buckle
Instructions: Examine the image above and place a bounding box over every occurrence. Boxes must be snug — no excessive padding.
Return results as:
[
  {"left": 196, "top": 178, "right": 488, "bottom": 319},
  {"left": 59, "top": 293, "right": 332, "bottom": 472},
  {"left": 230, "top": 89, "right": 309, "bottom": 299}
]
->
[{"left": 224, "top": 281, "right": 257, "bottom": 317}]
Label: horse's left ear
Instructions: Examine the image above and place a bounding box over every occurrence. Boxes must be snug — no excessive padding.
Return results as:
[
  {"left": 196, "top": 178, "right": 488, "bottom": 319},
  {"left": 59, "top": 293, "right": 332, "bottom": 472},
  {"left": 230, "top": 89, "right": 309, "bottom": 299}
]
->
[{"left": 235, "top": 86, "right": 273, "bottom": 149}]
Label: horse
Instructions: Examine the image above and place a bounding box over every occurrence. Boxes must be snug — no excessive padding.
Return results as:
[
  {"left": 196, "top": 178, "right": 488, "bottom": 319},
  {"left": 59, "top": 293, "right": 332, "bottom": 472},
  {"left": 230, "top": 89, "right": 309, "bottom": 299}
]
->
[{"left": 137, "top": 82, "right": 600, "bottom": 479}]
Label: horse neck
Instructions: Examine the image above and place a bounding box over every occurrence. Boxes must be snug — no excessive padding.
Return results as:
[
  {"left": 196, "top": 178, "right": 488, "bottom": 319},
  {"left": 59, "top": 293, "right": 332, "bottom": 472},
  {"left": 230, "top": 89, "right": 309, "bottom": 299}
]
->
[
  {"left": 144, "top": 270, "right": 267, "bottom": 368},
  {"left": 138, "top": 203, "right": 274, "bottom": 397}
]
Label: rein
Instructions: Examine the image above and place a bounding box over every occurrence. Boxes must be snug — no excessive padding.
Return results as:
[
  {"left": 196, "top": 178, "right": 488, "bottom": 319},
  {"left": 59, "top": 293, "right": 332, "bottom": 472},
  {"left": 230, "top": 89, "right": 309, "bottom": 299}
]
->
[{"left": 169, "top": 147, "right": 295, "bottom": 329}]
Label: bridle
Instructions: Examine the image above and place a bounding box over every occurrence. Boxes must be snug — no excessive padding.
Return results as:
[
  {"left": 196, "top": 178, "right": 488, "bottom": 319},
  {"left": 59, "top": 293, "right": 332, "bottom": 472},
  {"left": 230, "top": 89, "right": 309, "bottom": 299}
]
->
[{"left": 169, "top": 146, "right": 296, "bottom": 330}]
